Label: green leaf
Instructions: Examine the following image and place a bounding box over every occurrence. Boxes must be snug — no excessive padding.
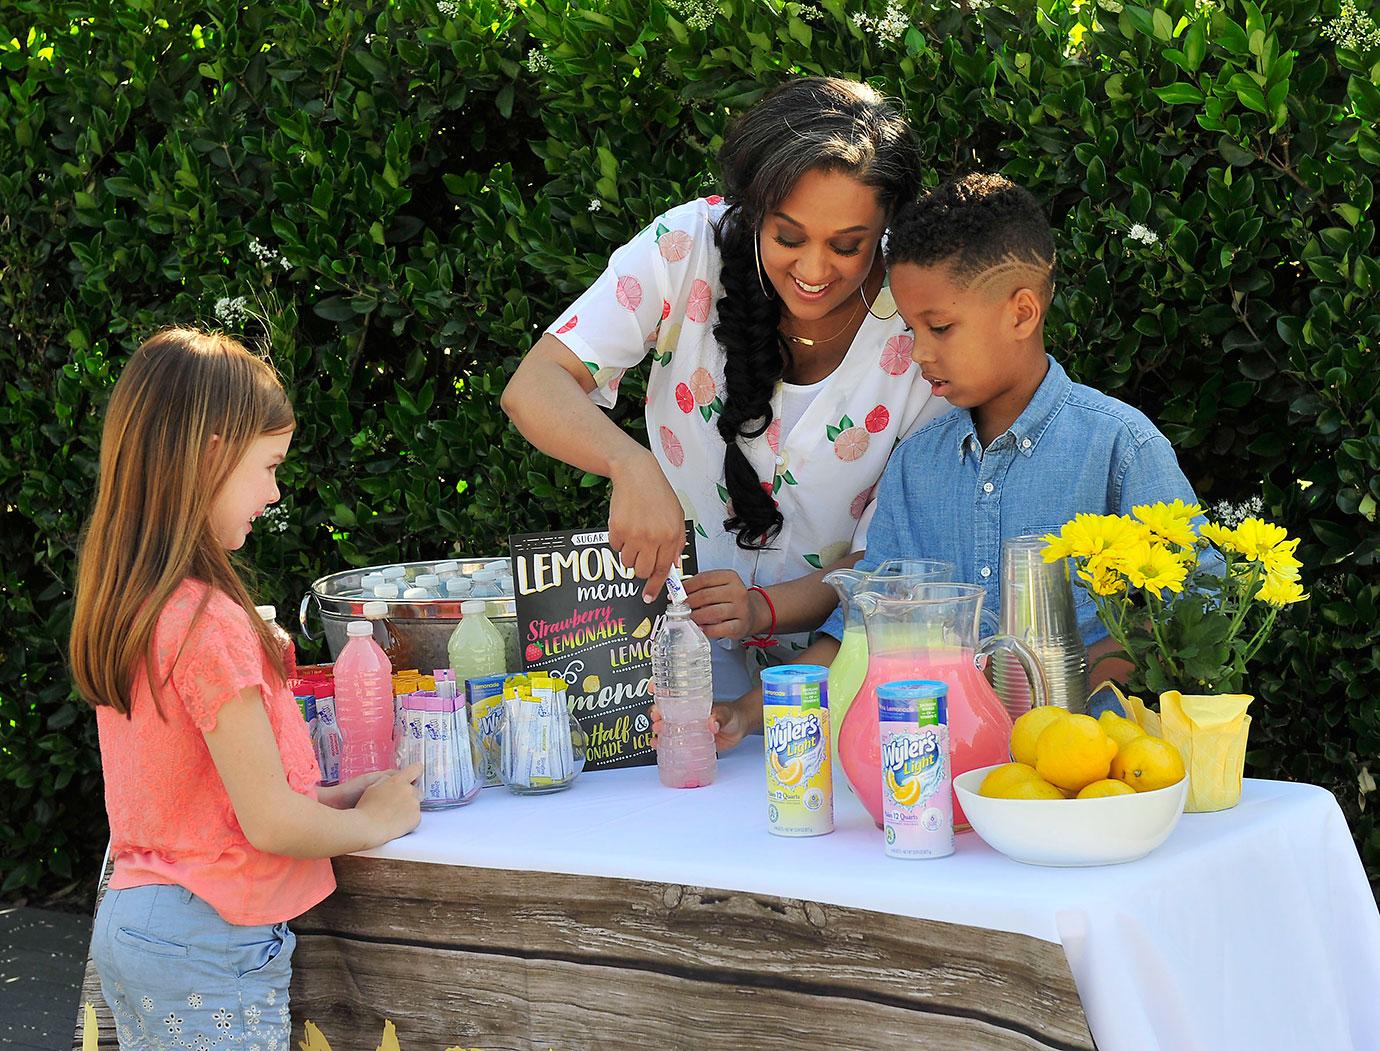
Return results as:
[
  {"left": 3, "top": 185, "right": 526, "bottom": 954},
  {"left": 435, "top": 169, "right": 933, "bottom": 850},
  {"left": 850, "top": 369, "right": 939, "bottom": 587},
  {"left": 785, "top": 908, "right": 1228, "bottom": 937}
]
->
[
  {"left": 1154, "top": 83, "right": 1204, "bottom": 105},
  {"left": 1151, "top": 7, "right": 1174, "bottom": 41}
]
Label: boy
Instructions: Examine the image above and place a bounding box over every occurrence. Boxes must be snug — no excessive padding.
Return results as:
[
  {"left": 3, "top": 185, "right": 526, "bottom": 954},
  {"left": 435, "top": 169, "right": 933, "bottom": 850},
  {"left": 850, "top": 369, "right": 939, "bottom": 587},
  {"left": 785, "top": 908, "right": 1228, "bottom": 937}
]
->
[{"left": 703, "top": 172, "right": 1204, "bottom": 749}]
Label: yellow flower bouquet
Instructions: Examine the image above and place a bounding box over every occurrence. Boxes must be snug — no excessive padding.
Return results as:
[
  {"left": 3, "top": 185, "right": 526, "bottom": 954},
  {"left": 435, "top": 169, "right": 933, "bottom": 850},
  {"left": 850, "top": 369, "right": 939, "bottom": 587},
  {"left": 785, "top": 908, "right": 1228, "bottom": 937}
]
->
[
  {"left": 1041, "top": 500, "right": 1308, "bottom": 698},
  {"left": 1043, "top": 501, "right": 1309, "bottom": 811}
]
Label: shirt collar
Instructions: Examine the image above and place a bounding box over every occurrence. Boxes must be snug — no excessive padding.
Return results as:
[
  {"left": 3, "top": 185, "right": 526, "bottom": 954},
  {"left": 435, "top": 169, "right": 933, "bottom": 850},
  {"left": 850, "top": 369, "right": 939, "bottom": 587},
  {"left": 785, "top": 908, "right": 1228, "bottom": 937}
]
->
[{"left": 955, "top": 355, "right": 1070, "bottom": 462}]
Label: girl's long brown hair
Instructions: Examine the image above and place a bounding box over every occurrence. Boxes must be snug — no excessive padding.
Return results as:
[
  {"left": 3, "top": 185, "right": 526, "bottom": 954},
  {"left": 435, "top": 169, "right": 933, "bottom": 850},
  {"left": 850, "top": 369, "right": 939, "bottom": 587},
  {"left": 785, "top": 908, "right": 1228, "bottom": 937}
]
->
[{"left": 70, "top": 328, "right": 295, "bottom": 716}]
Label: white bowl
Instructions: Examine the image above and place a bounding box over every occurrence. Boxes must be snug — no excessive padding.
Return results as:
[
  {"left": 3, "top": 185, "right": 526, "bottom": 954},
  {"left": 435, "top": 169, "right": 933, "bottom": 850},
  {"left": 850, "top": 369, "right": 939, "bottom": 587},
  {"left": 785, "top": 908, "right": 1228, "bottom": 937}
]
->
[{"left": 954, "top": 765, "right": 1188, "bottom": 867}]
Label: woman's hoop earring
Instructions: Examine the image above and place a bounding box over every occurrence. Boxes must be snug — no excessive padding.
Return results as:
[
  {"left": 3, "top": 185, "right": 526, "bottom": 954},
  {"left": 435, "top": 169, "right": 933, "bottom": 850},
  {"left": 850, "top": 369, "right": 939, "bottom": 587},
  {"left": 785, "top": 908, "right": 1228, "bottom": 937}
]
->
[
  {"left": 860, "top": 276, "right": 899, "bottom": 321},
  {"left": 753, "top": 228, "right": 772, "bottom": 299}
]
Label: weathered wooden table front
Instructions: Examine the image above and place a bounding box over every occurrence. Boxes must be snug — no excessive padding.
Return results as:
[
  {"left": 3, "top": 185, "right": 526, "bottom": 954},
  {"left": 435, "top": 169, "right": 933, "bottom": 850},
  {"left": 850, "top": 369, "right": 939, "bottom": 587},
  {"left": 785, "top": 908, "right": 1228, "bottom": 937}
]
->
[{"left": 288, "top": 749, "right": 1092, "bottom": 1051}]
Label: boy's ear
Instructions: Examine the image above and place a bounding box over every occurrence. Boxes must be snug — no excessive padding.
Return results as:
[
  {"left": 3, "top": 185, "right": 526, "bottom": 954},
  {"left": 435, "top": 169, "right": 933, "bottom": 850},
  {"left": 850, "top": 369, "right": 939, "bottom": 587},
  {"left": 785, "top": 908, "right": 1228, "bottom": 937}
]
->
[{"left": 1009, "top": 286, "right": 1044, "bottom": 338}]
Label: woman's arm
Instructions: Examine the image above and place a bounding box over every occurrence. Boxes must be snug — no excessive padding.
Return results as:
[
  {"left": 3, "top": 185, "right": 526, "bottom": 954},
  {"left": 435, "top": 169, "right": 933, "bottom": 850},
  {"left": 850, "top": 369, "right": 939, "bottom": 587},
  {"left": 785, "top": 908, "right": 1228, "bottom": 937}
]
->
[
  {"left": 203, "top": 686, "right": 421, "bottom": 859},
  {"left": 501, "top": 334, "right": 686, "bottom": 599}
]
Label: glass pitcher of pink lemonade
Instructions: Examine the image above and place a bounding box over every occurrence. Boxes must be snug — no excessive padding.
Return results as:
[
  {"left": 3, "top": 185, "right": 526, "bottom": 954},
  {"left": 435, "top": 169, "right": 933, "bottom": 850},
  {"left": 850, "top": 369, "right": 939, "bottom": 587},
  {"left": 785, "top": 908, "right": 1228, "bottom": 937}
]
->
[
  {"left": 841, "top": 583, "right": 1048, "bottom": 829},
  {"left": 823, "top": 559, "right": 955, "bottom": 786}
]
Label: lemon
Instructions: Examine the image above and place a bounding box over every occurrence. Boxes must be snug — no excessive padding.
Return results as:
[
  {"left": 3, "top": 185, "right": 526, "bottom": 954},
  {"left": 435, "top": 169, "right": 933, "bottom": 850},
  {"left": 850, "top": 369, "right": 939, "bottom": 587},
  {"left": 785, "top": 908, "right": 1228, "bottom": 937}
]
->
[
  {"left": 987, "top": 776, "right": 1067, "bottom": 800},
  {"left": 1076, "top": 778, "right": 1137, "bottom": 799},
  {"left": 1098, "top": 711, "right": 1146, "bottom": 751},
  {"left": 1111, "top": 735, "right": 1186, "bottom": 792},
  {"left": 631, "top": 617, "right": 653, "bottom": 639},
  {"left": 1034, "top": 714, "right": 1119, "bottom": 793},
  {"left": 979, "top": 762, "right": 1040, "bottom": 798},
  {"left": 1009, "top": 705, "right": 1071, "bottom": 766},
  {"left": 892, "top": 775, "right": 921, "bottom": 807}
]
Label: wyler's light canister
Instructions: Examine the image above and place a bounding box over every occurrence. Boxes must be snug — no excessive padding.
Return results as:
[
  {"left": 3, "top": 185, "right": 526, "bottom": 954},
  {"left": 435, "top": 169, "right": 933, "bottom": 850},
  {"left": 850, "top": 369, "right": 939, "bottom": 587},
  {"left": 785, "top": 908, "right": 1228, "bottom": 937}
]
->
[
  {"left": 878, "top": 680, "right": 953, "bottom": 859},
  {"left": 760, "top": 665, "right": 834, "bottom": 837}
]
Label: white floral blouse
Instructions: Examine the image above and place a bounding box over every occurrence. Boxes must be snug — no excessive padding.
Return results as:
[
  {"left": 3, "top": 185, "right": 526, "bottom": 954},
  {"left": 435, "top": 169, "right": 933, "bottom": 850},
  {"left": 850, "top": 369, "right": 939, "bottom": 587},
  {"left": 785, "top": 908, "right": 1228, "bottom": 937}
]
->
[{"left": 547, "top": 197, "right": 946, "bottom": 695}]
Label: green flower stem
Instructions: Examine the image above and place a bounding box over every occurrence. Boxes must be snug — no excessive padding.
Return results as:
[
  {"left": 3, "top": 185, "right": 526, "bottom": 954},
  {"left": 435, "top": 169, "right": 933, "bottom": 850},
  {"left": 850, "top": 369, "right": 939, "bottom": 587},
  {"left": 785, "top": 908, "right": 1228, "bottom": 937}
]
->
[{"left": 1241, "top": 605, "right": 1281, "bottom": 667}]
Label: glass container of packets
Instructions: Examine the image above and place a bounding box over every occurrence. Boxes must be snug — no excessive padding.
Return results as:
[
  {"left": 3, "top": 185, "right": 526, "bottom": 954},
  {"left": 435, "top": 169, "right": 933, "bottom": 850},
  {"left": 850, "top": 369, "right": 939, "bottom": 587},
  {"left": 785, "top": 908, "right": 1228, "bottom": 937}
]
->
[
  {"left": 394, "top": 671, "right": 481, "bottom": 809},
  {"left": 497, "top": 673, "right": 588, "bottom": 795}
]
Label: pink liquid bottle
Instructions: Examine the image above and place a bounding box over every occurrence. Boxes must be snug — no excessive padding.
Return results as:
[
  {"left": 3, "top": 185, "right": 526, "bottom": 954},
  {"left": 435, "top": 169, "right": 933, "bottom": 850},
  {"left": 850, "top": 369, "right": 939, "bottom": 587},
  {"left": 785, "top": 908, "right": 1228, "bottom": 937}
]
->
[
  {"left": 333, "top": 619, "right": 396, "bottom": 781},
  {"left": 652, "top": 569, "right": 716, "bottom": 789}
]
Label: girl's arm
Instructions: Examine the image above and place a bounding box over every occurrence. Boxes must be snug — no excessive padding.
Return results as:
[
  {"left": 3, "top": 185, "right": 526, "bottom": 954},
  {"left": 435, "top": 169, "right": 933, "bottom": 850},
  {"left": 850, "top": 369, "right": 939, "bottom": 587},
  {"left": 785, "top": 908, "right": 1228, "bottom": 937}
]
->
[
  {"left": 686, "top": 552, "right": 863, "bottom": 641},
  {"left": 204, "top": 686, "right": 421, "bottom": 858},
  {"left": 501, "top": 333, "right": 686, "bottom": 599}
]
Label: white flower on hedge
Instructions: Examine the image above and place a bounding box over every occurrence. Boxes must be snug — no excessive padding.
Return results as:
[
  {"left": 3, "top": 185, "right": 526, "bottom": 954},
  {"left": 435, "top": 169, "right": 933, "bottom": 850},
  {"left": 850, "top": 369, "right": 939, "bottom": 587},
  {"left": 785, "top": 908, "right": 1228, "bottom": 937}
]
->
[
  {"left": 214, "top": 295, "right": 249, "bottom": 325},
  {"left": 1323, "top": 0, "right": 1380, "bottom": 50},
  {"left": 526, "top": 49, "right": 553, "bottom": 74},
  {"left": 248, "top": 237, "right": 288, "bottom": 271},
  {"left": 852, "top": 3, "right": 911, "bottom": 42},
  {"left": 588, "top": 199, "right": 602, "bottom": 212},
  {"left": 796, "top": 3, "right": 823, "bottom": 22},
  {"left": 669, "top": 0, "right": 717, "bottom": 31},
  {"left": 259, "top": 504, "right": 290, "bottom": 533},
  {"left": 436, "top": 0, "right": 458, "bottom": 16},
  {"left": 1127, "top": 222, "right": 1159, "bottom": 246}
]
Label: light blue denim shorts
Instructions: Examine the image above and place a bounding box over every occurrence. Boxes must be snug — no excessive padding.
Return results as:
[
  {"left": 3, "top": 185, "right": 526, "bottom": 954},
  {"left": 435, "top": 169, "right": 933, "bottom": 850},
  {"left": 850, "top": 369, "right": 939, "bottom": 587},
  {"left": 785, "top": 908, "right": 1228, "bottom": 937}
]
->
[{"left": 91, "top": 884, "right": 296, "bottom": 1051}]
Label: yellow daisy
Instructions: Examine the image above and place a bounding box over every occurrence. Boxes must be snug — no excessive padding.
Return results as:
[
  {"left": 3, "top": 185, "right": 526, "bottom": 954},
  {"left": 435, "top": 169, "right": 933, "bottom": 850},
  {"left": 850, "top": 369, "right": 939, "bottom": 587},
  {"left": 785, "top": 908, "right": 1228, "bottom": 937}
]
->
[
  {"left": 1132, "top": 500, "right": 1201, "bottom": 549},
  {"left": 1256, "top": 574, "right": 1309, "bottom": 607},
  {"left": 1234, "top": 517, "right": 1291, "bottom": 562},
  {"left": 1259, "top": 537, "right": 1302, "bottom": 580},
  {"left": 1078, "top": 551, "right": 1128, "bottom": 596},
  {"left": 1120, "top": 540, "right": 1190, "bottom": 598},
  {"left": 1199, "top": 522, "right": 1239, "bottom": 553}
]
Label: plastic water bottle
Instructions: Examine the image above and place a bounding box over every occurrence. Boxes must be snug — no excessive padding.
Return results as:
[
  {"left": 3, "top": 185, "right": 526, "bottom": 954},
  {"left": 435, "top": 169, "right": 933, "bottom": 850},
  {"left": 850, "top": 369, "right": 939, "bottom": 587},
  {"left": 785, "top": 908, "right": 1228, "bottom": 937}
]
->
[
  {"left": 255, "top": 604, "right": 297, "bottom": 681},
  {"left": 363, "top": 599, "right": 411, "bottom": 670},
  {"left": 448, "top": 599, "right": 506, "bottom": 684},
  {"left": 334, "top": 620, "right": 395, "bottom": 781},
  {"left": 652, "top": 569, "right": 716, "bottom": 789}
]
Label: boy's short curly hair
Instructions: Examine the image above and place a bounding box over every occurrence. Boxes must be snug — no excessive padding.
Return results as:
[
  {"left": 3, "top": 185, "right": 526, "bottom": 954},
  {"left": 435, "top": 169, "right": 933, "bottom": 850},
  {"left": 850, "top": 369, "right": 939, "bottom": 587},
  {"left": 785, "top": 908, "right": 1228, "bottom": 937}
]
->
[{"left": 887, "top": 173, "right": 1055, "bottom": 297}]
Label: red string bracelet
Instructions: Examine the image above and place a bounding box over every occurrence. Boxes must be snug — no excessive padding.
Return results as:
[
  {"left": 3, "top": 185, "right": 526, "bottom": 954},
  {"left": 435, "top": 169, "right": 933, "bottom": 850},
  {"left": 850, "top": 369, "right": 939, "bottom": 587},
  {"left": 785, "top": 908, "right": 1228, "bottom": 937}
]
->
[{"left": 743, "top": 585, "right": 778, "bottom": 649}]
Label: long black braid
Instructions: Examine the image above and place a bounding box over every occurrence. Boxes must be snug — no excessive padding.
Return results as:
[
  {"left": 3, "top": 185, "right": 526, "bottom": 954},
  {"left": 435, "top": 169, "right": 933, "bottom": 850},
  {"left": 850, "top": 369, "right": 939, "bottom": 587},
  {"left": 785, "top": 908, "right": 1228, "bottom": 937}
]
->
[{"left": 709, "top": 77, "right": 921, "bottom": 549}]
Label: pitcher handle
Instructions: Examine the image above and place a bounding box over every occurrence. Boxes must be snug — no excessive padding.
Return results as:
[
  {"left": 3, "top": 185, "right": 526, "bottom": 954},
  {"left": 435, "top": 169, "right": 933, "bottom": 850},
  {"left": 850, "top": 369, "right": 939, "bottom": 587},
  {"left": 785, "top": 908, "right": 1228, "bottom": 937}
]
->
[{"left": 976, "top": 632, "right": 1048, "bottom": 714}]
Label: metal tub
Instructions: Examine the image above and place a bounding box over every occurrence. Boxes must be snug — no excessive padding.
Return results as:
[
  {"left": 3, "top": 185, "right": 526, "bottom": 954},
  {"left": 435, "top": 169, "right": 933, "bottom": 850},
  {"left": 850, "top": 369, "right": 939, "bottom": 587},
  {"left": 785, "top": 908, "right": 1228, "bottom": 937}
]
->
[{"left": 299, "top": 557, "right": 519, "bottom": 675}]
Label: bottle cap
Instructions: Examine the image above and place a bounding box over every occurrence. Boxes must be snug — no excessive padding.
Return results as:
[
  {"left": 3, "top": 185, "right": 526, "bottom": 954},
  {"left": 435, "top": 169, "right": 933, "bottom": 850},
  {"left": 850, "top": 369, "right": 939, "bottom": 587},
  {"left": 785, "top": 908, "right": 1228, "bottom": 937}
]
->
[
  {"left": 254, "top": 604, "right": 276, "bottom": 621},
  {"left": 415, "top": 573, "right": 441, "bottom": 587},
  {"left": 403, "top": 587, "right": 430, "bottom": 600},
  {"left": 381, "top": 565, "right": 406, "bottom": 579},
  {"left": 347, "top": 620, "right": 372, "bottom": 637},
  {"left": 461, "top": 599, "right": 487, "bottom": 614},
  {"left": 374, "top": 584, "right": 400, "bottom": 599},
  {"left": 434, "top": 560, "right": 459, "bottom": 574},
  {"left": 362, "top": 600, "right": 388, "bottom": 619}
]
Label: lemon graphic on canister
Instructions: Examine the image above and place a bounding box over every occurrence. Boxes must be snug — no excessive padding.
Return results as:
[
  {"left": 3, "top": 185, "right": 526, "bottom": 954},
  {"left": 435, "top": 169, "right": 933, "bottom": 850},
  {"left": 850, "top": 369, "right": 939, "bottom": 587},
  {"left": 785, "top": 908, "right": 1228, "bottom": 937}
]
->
[{"left": 582, "top": 674, "right": 601, "bottom": 692}]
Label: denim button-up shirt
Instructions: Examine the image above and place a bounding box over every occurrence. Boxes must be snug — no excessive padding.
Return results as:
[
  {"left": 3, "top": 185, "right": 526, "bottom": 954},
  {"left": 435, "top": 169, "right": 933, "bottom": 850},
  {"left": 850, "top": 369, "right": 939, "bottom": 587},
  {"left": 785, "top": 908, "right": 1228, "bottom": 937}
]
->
[{"left": 821, "top": 356, "right": 1202, "bottom": 646}]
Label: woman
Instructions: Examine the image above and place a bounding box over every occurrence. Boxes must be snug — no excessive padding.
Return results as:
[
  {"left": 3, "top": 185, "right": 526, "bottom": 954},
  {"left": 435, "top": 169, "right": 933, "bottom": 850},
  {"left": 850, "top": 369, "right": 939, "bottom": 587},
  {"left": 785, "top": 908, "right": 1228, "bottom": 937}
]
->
[{"left": 501, "top": 77, "right": 945, "bottom": 741}]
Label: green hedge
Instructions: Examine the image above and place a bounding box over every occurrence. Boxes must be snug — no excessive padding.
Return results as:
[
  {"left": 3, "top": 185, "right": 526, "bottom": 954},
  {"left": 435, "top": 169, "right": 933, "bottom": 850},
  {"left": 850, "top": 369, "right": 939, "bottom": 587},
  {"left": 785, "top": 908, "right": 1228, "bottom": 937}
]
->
[{"left": 2, "top": 0, "right": 1376, "bottom": 897}]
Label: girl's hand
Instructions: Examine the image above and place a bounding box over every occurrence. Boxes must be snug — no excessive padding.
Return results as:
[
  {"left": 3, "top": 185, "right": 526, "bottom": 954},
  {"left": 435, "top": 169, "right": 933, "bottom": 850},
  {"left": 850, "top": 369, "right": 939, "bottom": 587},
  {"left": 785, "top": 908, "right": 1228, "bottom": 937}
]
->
[
  {"left": 684, "top": 571, "right": 770, "bottom": 641},
  {"left": 318, "top": 770, "right": 391, "bottom": 810},
  {"left": 355, "top": 763, "right": 423, "bottom": 844},
  {"left": 608, "top": 449, "right": 686, "bottom": 603}
]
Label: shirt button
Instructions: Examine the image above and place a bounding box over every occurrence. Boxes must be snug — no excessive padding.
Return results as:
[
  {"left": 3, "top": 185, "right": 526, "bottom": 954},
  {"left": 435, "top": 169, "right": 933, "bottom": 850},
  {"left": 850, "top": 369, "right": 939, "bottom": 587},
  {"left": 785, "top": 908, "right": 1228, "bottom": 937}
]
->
[
  {"left": 1022, "top": 438, "right": 1032, "bottom": 450},
  {"left": 980, "top": 566, "right": 992, "bottom": 578},
  {"left": 983, "top": 482, "right": 995, "bottom": 494}
]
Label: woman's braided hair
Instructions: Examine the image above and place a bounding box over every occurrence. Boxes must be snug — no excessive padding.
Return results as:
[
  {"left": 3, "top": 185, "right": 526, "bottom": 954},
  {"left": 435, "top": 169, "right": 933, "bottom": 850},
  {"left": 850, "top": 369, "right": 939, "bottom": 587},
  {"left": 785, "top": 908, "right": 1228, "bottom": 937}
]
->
[{"left": 711, "top": 78, "right": 921, "bottom": 549}]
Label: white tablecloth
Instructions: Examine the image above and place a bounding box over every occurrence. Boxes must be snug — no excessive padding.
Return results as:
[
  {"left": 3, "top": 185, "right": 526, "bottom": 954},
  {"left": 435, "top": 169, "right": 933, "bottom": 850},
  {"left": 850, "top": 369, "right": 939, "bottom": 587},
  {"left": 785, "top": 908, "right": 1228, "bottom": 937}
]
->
[{"left": 359, "top": 748, "right": 1380, "bottom": 1051}]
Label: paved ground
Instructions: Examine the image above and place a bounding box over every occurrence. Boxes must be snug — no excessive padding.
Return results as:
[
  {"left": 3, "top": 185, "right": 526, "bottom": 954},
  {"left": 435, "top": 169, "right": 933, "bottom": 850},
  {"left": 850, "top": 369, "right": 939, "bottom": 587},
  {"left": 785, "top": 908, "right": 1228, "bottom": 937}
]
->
[{"left": 0, "top": 905, "right": 92, "bottom": 1050}]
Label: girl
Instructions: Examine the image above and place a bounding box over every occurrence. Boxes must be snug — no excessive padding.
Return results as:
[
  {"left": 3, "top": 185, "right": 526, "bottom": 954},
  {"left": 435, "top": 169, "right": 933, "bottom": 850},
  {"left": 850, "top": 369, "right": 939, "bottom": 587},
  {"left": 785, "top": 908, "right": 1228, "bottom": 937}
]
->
[
  {"left": 70, "top": 329, "right": 421, "bottom": 1050},
  {"left": 502, "top": 78, "right": 947, "bottom": 743}
]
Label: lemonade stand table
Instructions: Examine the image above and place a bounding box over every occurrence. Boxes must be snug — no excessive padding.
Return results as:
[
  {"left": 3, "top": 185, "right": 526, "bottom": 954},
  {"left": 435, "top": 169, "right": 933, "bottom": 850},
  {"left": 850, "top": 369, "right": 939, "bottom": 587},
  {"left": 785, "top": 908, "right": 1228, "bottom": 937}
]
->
[{"left": 74, "top": 749, "right": 1380, "bottom": 1051}]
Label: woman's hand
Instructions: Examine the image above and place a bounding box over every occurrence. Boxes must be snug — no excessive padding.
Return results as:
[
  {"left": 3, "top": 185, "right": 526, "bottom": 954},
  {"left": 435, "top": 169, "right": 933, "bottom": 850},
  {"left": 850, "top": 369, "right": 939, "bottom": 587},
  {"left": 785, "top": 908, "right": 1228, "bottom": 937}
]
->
[
  {"left": 648, "top": 690, "right": 762, "bottom": 754},
  {"left": 684, "top": 570, "right": 770, "bottom": 641},
  {"left": 608, "top": 448, "right": 686, "bottom": 602}
]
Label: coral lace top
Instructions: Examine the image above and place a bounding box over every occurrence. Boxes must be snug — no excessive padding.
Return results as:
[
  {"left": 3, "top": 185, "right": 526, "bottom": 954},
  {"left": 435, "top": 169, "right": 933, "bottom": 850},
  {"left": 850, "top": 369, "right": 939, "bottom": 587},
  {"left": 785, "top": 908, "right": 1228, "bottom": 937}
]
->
[{"left": 97, "top": 579, "right": 334, "bottom": 925}]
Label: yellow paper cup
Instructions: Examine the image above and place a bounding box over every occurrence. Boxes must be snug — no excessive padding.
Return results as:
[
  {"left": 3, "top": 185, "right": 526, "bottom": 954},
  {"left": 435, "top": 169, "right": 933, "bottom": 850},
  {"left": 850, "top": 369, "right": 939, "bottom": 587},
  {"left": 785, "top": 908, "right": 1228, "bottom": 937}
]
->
[{"left": 1158, "top": 691, "right": 1253, "bottom": 812}]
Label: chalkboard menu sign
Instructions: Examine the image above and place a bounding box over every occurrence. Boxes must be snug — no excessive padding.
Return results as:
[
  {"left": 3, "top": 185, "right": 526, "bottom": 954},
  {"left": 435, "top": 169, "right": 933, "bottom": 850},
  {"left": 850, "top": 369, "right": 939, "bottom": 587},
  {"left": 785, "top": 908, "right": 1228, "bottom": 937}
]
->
[{"left": 508, "top": 526, "right": 698, "bottom": 771}]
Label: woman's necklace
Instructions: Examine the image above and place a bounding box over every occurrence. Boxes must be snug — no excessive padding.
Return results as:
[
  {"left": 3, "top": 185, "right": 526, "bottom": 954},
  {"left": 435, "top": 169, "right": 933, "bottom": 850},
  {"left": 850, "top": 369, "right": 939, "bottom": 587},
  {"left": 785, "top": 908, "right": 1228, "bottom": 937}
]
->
[{"left": 782, "top": 293, "right": 862, "bottom": 347}]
